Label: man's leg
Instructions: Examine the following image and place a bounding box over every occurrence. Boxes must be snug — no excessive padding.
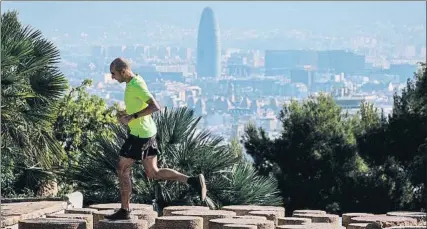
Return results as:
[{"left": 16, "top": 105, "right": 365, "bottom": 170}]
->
[
  {"left": 142, "top": 155, "right": 207, "bottom": 201},
  {"left": 118, "top": 156, "right": 135, "bottom": 210},
  {"left": 142, "top": 155, "right": 188, "bottom": 183},
  {"left": 105, "top": 135, "right": 139, "bottom": 220}
]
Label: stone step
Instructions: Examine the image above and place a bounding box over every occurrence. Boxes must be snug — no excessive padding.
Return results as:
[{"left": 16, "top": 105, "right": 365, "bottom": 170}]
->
[
  {"left": 221, "top": 205, "right": 285, "bottom": 217},
  {"left": 277, "top": 225, "right": 312, "bottom": 229},
  {"left": 45, "top": 213, "right": 93, "bottom": 229},
  {"left": 129, "top": 210, "right": 158, "bottom": 229},
  {"left": 384, "top": 227, "right": 427, "bottom": 229},
  {"left": 18, "top": 218, "right": 86, "bottom": 229},
  {"left": 293, "top": 210, "right": 327, "bottom": 216},
  {"left": 350, "top": 215, "right": 418, "bottom": 229},
  {"left": 233, "top": 215, "right": 267, "bottom": 220},
  {"left": 169, "top": 210, "right": 236, "bottom": 229},
  {"left": 88, "top": 203, "right": 152, "bottom": 211},
  {"left": 155, "top": 216, "right": 203, "bottom": 229},
  {"left": 386, "top": 212, "right": 426, "bottom": 224},
  {"left": 209, "top": 217, "right": 275, "bottom": 229},
  {"left": 92, "top": 210, "right": 137, "bottom": 229},
  {"left": 162, "top": 205, "right": 210, "bottom": 216},
  {"left": 65, "top": 208, "right": 99, "bottom": 215},
  {"left": 293, "top": 213, "right": 340, "bottom": 227},
  {"left": 342, "top": 213, "right": 374, "bottom": 227},
  {"left": 248, "top": 210, "right": 281, "bottom": 225},
  {"left": 347, "top": 223, "right": 370, "bottom": 229},
  {"left": 223, "top": 224, "right": 258, "bottom": 229},
  {"left": 98, "top": 219, "right": 148, "bottom": 229},
  {"left": 308, "top": 223, "right": 344, "bottom": 229},
  {"left": 278, "top": 217, "right": 312, "bottom": 225}
]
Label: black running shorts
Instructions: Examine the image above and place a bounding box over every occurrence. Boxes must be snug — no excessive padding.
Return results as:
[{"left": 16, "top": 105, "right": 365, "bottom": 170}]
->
[{"left": 119, "top": 134, "right": 159, "bottom": 160}]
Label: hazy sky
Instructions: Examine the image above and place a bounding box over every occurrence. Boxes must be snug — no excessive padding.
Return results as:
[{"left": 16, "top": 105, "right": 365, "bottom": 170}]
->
[{"left": 2, "top": 1, "right": 426, "bottom": 32}]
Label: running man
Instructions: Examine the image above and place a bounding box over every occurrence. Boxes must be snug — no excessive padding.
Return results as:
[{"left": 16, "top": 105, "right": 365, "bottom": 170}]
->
[{"left": 105, "top": 57, "right": 207, "bottom": 220}]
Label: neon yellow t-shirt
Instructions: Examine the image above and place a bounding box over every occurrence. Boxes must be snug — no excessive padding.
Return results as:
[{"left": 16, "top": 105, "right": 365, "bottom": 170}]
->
[{"left": 124, "top": 74, "right": 157, "bottom": 138}]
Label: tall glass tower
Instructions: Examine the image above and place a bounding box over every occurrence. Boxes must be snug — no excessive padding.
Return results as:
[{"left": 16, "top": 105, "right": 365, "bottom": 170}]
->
[{"left": 196, "top": 7, "right": 221, "bottom": 78}]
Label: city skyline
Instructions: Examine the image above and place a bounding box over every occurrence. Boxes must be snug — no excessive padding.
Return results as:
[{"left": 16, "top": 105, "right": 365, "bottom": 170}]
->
[{"left": 1, "top": 1, "right": 425, "bottom": 141}]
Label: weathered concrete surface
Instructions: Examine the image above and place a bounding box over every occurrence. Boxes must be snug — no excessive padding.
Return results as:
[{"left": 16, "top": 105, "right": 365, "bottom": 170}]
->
[
  {"left": 221, "top": 205, "right": 285, "bottom": 217},
  {"left": 293, "top": 210, "right": 327, "bottom": 216},
  {"left": 224, "top": 224, "right": 258, "bottom": 229},
  {"left": 386, "top": 212, "right": 426, "bottom": 225},
  {"left": 350, "top": 215, "right": 418, "bottom": 229},
  {"left": 278, "top": 217, "right": 312, "bottom": 225},
  {"left": 347, "top": 223, "right": 370, "bottom": 229},
  {"left": 92, "top": 210, "right": 137, "bottom": 229},
  {"left": 4, "top": 202, "right": 425, "bottom": 229},
  {"left": 1, "top": 201, "right": 67, "bottom": 228},
  {"left": 65, "top": 192, "right": 84, "bottom": 209},
  {"left": 98, "top": 219, "right": 148, "bottom": 229},
  {"left": 130, "top": 210, "right": 158, "bottom": 229},
  {"left": 294, "top": 213, "right": 340, "bottom": 228},
  {"left": 88, "top": 203, "right": 152, "bottom": 211},
  {"left": 46, "top": 213, "right": 93, "bottom": 229},
  {"left": 162, "top": 206, "right": 210, "bottom": 216},
  {"left": 233, "top": 215, "right": 268, "bottom": 220},
  {"left": 248, "top": 210, "right": 281, "bottom": 225},
  {"left": 155, "top": 216, "right": 203, "bottom": 229},
  {"left": 276, "top": 225, "right": 312, "bottom": 229},
  {"left": 209, "top": 218, "right": 275, "bottom": 229},
  {"left": 342, "top": 214, "right": 374, "bottom": 227},
  {"left": 170, "top": 210, "right": 236, "bottom": 229},
  {"left": 64, "top": 208, "right": 99, "bottom": 214},
  {"left": 18, "top": 218, "right": 86, "bottom": 229}
]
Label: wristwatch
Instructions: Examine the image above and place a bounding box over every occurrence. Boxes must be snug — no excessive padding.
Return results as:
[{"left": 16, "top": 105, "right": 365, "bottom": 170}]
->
[{"left": 133, "top": 113, "right": 138, "bottom": 119}]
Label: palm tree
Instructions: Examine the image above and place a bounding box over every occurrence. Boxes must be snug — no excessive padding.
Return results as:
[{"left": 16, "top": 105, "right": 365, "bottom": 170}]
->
[
  {"left": 62, "top": 107, "right": 282, "bottom": 209},
  {"left": 1, "top": 10, "right": 68, "bottom": 195}
]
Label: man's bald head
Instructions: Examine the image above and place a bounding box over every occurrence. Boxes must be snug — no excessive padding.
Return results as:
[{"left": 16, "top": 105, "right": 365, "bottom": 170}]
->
[
  {"left": 110, "top": 57, "right": 131, "bottom": 72},
  {"left": 110, "top": 57, "right": 134, "bottom": 83}
]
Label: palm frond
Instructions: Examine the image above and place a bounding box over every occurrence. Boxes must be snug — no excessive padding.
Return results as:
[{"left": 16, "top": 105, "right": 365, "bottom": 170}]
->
[
  {"left": 57, "top": 108, "right": 282, "bottom": 209},
  {"left": 1, "top": 10, "right": 68, "bottom": 168}
]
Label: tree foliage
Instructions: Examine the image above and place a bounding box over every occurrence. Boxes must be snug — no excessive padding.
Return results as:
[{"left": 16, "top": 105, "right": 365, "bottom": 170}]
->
[
  {"left": 53, "top": 79, "right": 118, "bottom": 167},
  {"left": 1, "top": 10, "right": 68, "bottom": 196},
  {"left": 243, "top": 63, "right": 427, "bottom": 214}
]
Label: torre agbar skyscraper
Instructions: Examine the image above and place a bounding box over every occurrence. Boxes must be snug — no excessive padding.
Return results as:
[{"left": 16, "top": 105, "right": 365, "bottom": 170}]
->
[{"left": 196, "top": 7, "right": 221, "bottom": 78}]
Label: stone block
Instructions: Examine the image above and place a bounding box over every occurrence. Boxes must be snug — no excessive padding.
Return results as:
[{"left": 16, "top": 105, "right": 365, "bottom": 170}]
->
[
  {"left": 162, "top": 205, "right": 210, "bottom": 216},
  {"left": 170, "top": 210, "right": 236, "bottom": 229},
  {"left": 46, "top": 213, "right": 93, "bottom": 229},
  {"left": 65, "top": 208, "right": 99, "bottom": 215},
  {"left": 293, "top": 213, "right": 340, "bottom": 227},
  {"left": 350, "top": 215, "right": 418, "bottom": 229},
  {"left": 386, "top": 212, "right": 426, "bottom": 224},
  {"left": 248, "top": 210, "right": 281, "bottom": 225},
  {"left": 223, "top": 224, "right": 258, "bottom": 229},
  {"left": 293, "top": 210, "right": 327, "bottom": 216},
  {"left": 18, "top": 218, "right": 86, "bottom": 229},
  {"left": 278, "top": 217, "right": 312, "bottom": 225},
  {"left": 233, "top": 215, "right": 267, "bottom": 220},
  {"left": 342, "top": 214, "right": 374, "bottom": 227},
  {"left": 277, "top": 225, "right": 312, "bottom": 229},
  {"left": 92, "top": 210, "right": 137, "bottom": 229},
  {"left": 209, "top": 218, "right": 275, "bottom": 229},
  {"left": 155, "top": 216, "right": 203, "bottom": 229},
  {"left": 130, "top": 210, "right": 158, "bottom": 229},
  {"left": 221, "top": 205, "right": 285, "bottom": 217},
  {"left": 347, "top": 223, "right": 370, "bottom": 229},
  {"left": 65, "top": 192, "right": 84, "bottom": 209},
  {"left": 98, "top": 219, "right": 148, "bottom": 229},
  {"left": 88, "top": 203, "right": 152, "bottom": 211}
]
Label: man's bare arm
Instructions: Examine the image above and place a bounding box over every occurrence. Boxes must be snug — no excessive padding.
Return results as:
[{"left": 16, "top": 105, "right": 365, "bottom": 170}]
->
[{"left": 132, "top": 98, "right": 161, "bottom": 118}]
